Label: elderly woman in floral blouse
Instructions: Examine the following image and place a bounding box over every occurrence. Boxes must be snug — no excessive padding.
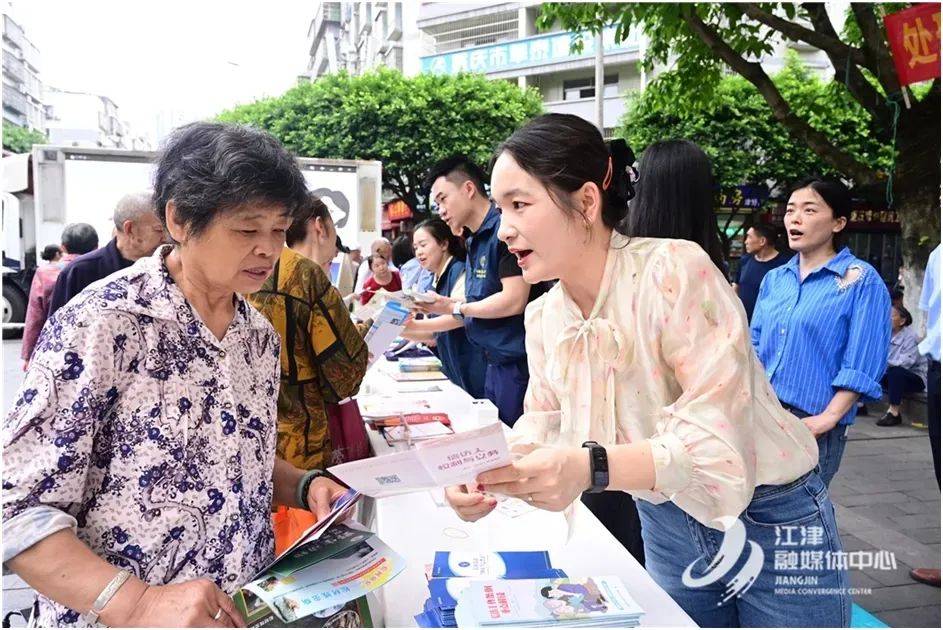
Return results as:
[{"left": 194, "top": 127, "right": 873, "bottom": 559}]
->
[{"left": 3, "top": 122, "right": 346, "bottom": 627}]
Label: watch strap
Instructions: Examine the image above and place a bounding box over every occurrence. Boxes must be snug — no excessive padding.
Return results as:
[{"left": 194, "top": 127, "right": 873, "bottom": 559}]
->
[{"left": 582, "top": 441, "right": 609, "bottom": 493}]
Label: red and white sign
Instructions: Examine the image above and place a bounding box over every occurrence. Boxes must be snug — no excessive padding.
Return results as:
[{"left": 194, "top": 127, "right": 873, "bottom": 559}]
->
[{"left": 884, "top": 3, "right": 942, "bottom": 86}]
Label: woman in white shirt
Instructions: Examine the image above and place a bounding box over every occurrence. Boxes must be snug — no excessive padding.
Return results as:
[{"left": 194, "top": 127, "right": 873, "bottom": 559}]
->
[{"left": 444, "top": 114, "right": 849, "bottom": 627}]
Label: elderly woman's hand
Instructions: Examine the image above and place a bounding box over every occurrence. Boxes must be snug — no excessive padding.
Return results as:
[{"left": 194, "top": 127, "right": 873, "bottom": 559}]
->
[
  {"left": 124, "top": 579, "right": 245, "bottom": 627},
  {"left": 306, "top": 477, "right": 349, "bottom": 521},
  {"left": 444, "top": 484, "right": 498, "bottom": 522}
]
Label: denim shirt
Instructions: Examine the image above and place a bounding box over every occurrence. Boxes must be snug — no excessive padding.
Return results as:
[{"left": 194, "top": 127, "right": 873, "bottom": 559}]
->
[{"left": 751, "top": 247, "right": 891, "bottom": 425}]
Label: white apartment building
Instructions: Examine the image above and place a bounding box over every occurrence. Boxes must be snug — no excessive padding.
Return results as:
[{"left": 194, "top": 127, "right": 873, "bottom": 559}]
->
[
  {"left": 45, "top": 88, "right": 132, "bottom": 149},
  {"left": 303, "top": 1, "right": 423, "bottom": 80},
  {"left": 2, "top": 13, "right": 45, "bottom": 133}
]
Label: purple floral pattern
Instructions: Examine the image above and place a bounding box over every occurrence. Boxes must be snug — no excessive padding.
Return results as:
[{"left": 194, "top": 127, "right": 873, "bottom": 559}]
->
[{"left": 3, "top": 246, "right": 280, "bottom": 626}]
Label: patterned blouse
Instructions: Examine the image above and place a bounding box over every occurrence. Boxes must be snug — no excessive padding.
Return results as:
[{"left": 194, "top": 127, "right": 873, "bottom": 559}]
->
[
  {"left": 514, "top": 235, "right": 819, "bottom": 530},
  {"left": 2, "top": 245, "right": 280, "bottom": 626},
  {"left": 248, "top": 247, "right": 368, "bottom": 470}
]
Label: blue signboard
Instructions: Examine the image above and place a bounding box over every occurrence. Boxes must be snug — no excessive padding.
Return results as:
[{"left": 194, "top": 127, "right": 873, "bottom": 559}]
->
[{"left": 421, "top": 26, "right": 638, "bottom": 75}]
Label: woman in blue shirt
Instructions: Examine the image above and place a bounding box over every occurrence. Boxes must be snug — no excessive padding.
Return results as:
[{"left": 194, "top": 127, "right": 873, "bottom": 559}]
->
[
  {"left": 405, "top": 218, "right": 487, "bottom": 398},
  {"left": 751, "top": 177, "right": 890, "bottom": 487}
]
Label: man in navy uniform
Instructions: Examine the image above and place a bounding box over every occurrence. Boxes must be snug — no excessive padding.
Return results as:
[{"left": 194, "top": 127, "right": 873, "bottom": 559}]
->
[{"left": 412, "top": 156, "right": 545, "bottom": 427}]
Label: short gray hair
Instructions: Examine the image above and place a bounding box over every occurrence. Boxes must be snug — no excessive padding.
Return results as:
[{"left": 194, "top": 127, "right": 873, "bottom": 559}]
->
[{"left": 113, "top": 192, "right": 156, "bottom": 229}]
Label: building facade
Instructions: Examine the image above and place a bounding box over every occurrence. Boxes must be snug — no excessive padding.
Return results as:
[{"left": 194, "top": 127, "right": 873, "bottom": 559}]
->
[
  {"left": 2, "top": 13, "right": 45, "bottom": 133},
  {"left": 45, "top": 88, "right": 132, "bottom": 149},
  {"left": 303, "top": 1, "right": 423, "bottom": 80},
  {"left": 417, "top": 2, "right": 642, "bottom": 138},
  {"left": 416, "top": 2, "right": 832, "bottom": 137}
]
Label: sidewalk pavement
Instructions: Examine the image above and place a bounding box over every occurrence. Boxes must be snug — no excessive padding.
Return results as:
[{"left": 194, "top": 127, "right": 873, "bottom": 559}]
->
[
  {"left": 832, "top": 409, "right": 941, "bottom": 628},
  {"left": 1, "top": 407, "right": 940, "bottom": 627}
]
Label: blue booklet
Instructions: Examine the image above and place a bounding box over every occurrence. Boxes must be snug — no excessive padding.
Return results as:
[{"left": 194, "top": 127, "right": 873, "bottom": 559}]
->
[{"left": 431, "top": 551, "right": 563, "bottom": 580}]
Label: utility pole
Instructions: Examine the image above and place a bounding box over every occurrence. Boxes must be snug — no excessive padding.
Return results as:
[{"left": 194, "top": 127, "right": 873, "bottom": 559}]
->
[{"left": 594, "top": 29, "right": 604, "bottom": 133}]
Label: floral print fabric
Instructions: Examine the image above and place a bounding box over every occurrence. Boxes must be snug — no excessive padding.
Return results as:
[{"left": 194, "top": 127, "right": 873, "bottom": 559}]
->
[
  {"left": 515, "top": 235, "right": 819, "bottom": 530},
  {"left": 3, "top": 245, "right": 280, "bottom": 626}
]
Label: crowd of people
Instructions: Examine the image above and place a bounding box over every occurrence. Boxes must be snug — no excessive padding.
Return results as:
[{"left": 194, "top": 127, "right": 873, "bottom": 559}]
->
[{"left": 3, "top": 114, "right": 940, "bottom": 628}]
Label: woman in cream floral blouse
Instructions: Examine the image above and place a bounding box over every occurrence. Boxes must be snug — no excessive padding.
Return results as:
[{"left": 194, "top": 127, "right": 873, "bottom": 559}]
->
[
  {"left": 3, "top": 123, "right": 345, "bottom": 627},
  {"left": 445, "top": 114, "right": 849, "bottom": 628}
]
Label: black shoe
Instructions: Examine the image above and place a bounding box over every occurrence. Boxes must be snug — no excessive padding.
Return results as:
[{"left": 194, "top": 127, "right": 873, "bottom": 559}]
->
[{"left": 877, "top": 412, "right": 902, "bottom": 426}]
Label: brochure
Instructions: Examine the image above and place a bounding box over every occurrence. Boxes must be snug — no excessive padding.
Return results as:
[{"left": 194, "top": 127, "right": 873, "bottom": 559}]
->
[
  {"left": 234, "top": 591, "right": 371, "bottom": 628},
  {"left": 452, "top": 576, "right": 644, "bottom": 627},
  {"left": 358, "top": 396, "right": 433, "bottom": 418},
  {"left": 363, "top": 301, "right": 411, "bottom": 367},
  {"left": 369, "top": 412, "right": 451, "bottom": 428},
  {"left": 390, "top": 370, "right": 448, "bottom": 382},
  {"left": 328, "top": 422, "right": 511, "bottom": 498},
  {"left": 380, "top": 422, "right": 455, "bottom": 446},
  {"left": 233, "top": 490, "right": 404, "bottom": 626},
  {"left": 399, "top": 356, "right": 443, "bottom": 372},
  {"left": 244, "top": 535, "right": 405, "bottom": 623},
  {"left": 416, "top": 551, "right": 568, "bottom": 628},
  {"left": 431, "top": 551, "right": 563, "bottom": 579},
  {"left": 352, "top": 289, "right": 402, "bottom": 322}
]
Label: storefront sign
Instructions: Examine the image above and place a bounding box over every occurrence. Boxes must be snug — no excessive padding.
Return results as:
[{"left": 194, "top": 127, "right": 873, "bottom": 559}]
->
[
  {"left": 386, "top": 200, "right": 413, "bottom": 222},
  {"left": 420, "top": 26, "right": 637, "bottom": 76},
  {"left": 716, "top": 185, "right": 769, "bottom": 212}
]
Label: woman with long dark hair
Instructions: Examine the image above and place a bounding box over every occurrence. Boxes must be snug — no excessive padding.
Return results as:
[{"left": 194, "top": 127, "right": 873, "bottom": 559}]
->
[
  {"left": 624, "top": 139, "right": 726, "bottom": 273},
  {"left": 403, "top": 218, "right": 486, "bottom": 398},
  {"left": 443, "top": 114, "right": 848, "bottom": 627}
]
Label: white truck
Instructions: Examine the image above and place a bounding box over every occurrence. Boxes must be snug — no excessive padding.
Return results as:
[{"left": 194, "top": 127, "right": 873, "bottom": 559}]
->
[{"left": 2, "top": 145, "right": 382, "bottom": 336}]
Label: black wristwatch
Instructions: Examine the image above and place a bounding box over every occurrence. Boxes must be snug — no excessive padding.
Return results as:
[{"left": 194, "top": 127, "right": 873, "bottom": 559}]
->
[{"left": 582, "top": 441, "right": 609, "bottom": 493}]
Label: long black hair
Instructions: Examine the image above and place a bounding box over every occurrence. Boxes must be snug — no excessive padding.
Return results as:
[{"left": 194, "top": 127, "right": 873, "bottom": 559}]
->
[
  {"left": 625, "top": 139, "right": 725, "bottom": 272},
  {"left": 492, "top": 113, "right": 636, "bottom": 231},
  {"left": 414, "top": 218, "right": 466, "bottom": 260}
]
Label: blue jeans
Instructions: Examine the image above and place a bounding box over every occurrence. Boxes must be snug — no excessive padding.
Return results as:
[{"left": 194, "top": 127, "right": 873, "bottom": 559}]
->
[
  {"left": 783, "top": 403, "right": 848, "bottom": 487},
  {"left": 637, "top": 471, "right": 850, "bottom": 627}
]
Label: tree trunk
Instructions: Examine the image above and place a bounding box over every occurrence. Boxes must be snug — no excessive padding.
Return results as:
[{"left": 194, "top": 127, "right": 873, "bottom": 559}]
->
[{"left": 892, "top": 96, "right": 941, "bottom": 334}]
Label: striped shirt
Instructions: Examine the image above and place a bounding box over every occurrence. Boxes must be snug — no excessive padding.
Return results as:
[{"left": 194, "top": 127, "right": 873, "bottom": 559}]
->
[{"left": 751, "top": 248, "right": 890, "bottom": 426}]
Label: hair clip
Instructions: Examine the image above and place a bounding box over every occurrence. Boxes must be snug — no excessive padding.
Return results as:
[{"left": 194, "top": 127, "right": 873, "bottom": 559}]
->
[{"left": 602, "top": 156, "right": 614, "bottom": 191}]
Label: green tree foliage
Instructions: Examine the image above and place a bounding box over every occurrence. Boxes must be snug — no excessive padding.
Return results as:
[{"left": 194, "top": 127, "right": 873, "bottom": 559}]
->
[
  {"left": 540, "top": 3, "right": 940, "bottom": 263},
  {"left": 2, "top": 121, "right": 47, "bottom": 154},
  {"left": 218, "top": 68, "right": 543, "bottom": 214},
  {"left": 619, "top": 52, "right": 893, "bottom": 193}
]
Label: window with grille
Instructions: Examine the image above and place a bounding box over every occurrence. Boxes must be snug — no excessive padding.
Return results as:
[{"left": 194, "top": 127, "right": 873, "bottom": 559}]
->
[
  {"left": 423, "top": 11, "right": 519, "bottom": 53},
  {"left": 563, "top": 74, "right": 618, "bottom": 100}
]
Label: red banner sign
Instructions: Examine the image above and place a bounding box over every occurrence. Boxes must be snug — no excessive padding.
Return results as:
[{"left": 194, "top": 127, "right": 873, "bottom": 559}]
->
[{"left": 884, "top": 3, "right": 941, "bottom": 85}]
